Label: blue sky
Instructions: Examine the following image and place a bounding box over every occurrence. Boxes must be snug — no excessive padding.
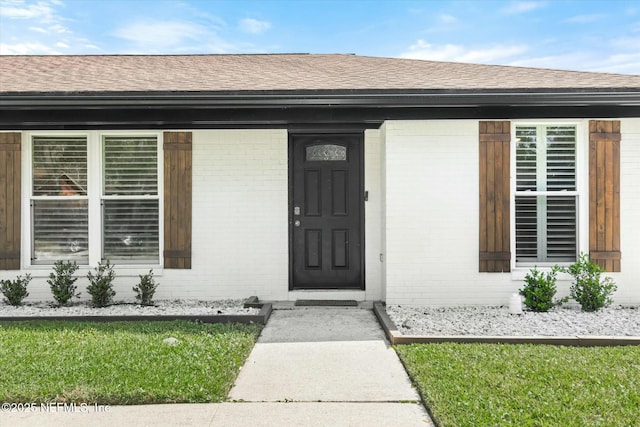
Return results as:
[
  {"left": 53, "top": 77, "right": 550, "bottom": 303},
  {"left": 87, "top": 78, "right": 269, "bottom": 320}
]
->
[{"left": 1, "top": 0, "right": 639, "bottom": 74}]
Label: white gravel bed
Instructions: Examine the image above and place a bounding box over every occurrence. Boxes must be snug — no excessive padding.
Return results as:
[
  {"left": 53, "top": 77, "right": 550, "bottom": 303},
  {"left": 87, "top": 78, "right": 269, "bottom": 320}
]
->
[
  {"left": 387, "top": 305, "right": 640, "bottom": 337},
  {"left": 0, "top": 299, "right": 260, "bottom": 317}
]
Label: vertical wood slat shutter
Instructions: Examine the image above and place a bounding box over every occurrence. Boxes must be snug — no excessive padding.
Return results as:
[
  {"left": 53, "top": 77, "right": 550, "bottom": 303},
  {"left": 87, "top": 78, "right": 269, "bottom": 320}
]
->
[
  {"left": 479, "top": 121, "right": 511, "bottom": 272},
  {"left": 0, "top": 133, "right": 21, "bottom": 270},
  {"left": 589, "top": 120, "right": 621, "bottom": 272},
  {"left": 163, "top": 132, "right": 192, "bottom": 269}
]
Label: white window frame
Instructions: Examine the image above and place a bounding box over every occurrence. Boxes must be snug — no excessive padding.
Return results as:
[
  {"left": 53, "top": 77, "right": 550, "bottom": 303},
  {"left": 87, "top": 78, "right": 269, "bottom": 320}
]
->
[
  {"left": 22, "top": 131, "right": 164, "bottom": 274},
  {"left": 510, "top": 120, "right": 589, "bottom": 273}
]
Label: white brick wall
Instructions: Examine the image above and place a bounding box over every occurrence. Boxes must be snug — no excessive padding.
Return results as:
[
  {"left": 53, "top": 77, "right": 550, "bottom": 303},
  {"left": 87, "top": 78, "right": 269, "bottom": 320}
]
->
[
  {"left": 5, "top": 120, "right": 639, "bottom": 305},
  {"left": 381, "top": 119, "right": 640, "bottom": 306},
  {"left": 3, "top": 128, "right": 385, "bottom": 303},
  {"left": 161, "top": 129, "right": 289, "bottom": 300},
  {"left": 0, "top": 129, "right": 289, "bottom": 302},
  {"left": 167, "top": 128, "right": 384, "bottom": 301},
  {"left": 364, "top": 129, "right": 383, "bottom": 300},
  {"left": 379, "top": 123, "right": 388, "bottom": 302},
  {"left": 616, "top": 118, "right": 640, "bottom": 302},
  {"left": 382, "top": 120, "right": 513, "bottom": 305}
]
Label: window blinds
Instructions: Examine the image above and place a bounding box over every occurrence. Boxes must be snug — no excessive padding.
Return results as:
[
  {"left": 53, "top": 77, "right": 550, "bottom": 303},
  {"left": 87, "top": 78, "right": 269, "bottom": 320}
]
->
[
  {"left": 102, "top": 136, "right": 159, "bottom": 262},
  {"left": 515, "top": 125, "right": 577, "bottom": 263},
  {"left": 31, "top": 136, "right": 88, "bottom": 264},
  {"left": 103, "top": 136, "right": 158, "bottom": 196}
]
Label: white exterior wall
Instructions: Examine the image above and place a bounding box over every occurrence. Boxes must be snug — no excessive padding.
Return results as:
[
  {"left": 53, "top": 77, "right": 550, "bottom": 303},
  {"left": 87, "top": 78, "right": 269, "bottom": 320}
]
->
[
  {"left": 379, "top": 123, "right": 388, "bottom": 302},
  {"left": 4, "top": 128, "right": 388, "bottom": 303},
  {"left": 364, "top": 129, "right": 383, "bottom": 301},
  {"left": 382, "top": 120, "right": 513, "bottom": 306},
  {"left": 617, "top": 118, "right": 640, "bottom": 303},
  {"left": 4, "top": 129, "right": 290, "bottom": 302},
  {"left": 161, "top": 129, "right": 290, "bottom": 300},
  {"left": 381, "top": 119, "right": 640, "bottom": 306},
  {"left": 5, "top": 120, "right": 638, "bottom": 305},
  {"left": 178, "top": 128, "right": 383, "bottom": 301}
]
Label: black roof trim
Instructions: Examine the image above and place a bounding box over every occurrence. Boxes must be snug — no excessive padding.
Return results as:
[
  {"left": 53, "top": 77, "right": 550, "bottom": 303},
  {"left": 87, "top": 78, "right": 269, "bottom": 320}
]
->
[
  {"left": 2, "top": 104, "right": 639, "bottom": 131},
  {"left": 2, "top": 88, "right": 640, "bottom": 109}
]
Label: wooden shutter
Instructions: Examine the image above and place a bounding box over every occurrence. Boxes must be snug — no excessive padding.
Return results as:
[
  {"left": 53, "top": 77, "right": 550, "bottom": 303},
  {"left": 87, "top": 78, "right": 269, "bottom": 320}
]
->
[
  {"left": 589, "top": 120, "right": 621, "bottom": 272},
  {"left": 0, "top": 133, "right": 21, "bottom": 270},
  {"left": 479, "top": 121, "right": 511, "bottom": 272},
  {"left": 163, "top": 132, "right": 192, "bottom": 269}
]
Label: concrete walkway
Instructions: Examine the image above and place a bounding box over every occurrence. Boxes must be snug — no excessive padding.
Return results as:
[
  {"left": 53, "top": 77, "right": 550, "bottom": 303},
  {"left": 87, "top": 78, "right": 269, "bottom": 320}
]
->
[
  {"left": 227, "top": 306, "right": 433, "bottom": 425},
  {"left": 3, "top": 306, "right": 433, "bottom": 426}
]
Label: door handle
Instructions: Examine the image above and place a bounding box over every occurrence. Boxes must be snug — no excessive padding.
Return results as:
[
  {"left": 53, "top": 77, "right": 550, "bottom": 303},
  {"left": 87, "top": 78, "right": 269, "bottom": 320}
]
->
[{"left": 294, "top": 220, "right": 301, "bottom": 227}]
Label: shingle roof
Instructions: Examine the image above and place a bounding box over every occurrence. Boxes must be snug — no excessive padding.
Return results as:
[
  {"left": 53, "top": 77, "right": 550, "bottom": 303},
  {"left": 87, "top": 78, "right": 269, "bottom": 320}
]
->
[{"left": 1, "top": 54, "right": 639, "bottom": 94}]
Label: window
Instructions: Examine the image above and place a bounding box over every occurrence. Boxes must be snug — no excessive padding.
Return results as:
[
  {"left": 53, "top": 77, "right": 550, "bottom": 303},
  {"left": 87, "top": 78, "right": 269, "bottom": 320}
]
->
[
  {"left": 30, "top": 133, "right": 161, "bottom": 266},
  {"left": 305, "top": 144, "right": 347, "bottom": 161},
  {"left": 102, "top": 136, "right": 159, "bottom": 262},
  {"left": 31, "top": 136, "right": 89, "bottom": 264},
  {"left": 515, "top": 125, "right": 578, "bottom": 264}
]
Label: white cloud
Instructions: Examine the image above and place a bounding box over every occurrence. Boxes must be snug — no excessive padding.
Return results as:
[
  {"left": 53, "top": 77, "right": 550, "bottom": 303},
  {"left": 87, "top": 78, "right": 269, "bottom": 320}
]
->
[
  {"left": 0, "top": 41, "right": 61, "bottom": 54},
  {"left": 604, "top": 36, "right": 640, "bottom": 73},
  {"left": 113, "top": 20, "right": 209, "bottom": 46},
  {"left": 509, "top": 48, "right": 640, "bottom": 74},
  {"left": 501, "top": 1, "right": 545, "bottom": 14},
  {"left": 0, "top": 0, "right": 77, "bottom": 54},
  {"left": 26, "top": 23, "right": 69, "bottom": 34},
  {"left": 112, "top": 20, "right": 241, "bottom": 54},
  {"left": 401, "top": 39, "right": 528, "bottom": 64},
  {"left": 238, "top": 18, "right": 271, "bottom": 34},
  {"left": 400, "top": 34, "right": 640, "bottom": 74},
  {"left": 49, "top": 23, "right": 70, "bottom": 33},
  {"left": 2, "top": 1, "right": 240, "bottom": 55},
  {"left": 611, "top": 35, "right": 640, "bottom": 50},
  {"left": 509, "top": 52, "right": 594, "bottom": 70},
  {"left": 563, "top": 14, "right": 606, "bottom": 24},
  {"left": 0, "top": 0, "right": 57, "bottom": 22},
  {"left": 438, "top": 14, "right": 457, "bottom": 25},
  {"left": 604, "top": 54, "right": 640, "bottom": 74}
]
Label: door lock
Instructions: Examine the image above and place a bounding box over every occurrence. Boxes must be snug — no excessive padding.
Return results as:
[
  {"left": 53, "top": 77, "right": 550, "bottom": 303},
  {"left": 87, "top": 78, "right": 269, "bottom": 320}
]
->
[{"left": 294, "top": 206, "right": 301, "bottom": 215}]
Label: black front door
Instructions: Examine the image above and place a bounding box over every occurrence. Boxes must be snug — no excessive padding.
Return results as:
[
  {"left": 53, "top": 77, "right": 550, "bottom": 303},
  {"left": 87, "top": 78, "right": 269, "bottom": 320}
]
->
[{"left": 289, "top": 133, "right": 364, "bottom": 290}]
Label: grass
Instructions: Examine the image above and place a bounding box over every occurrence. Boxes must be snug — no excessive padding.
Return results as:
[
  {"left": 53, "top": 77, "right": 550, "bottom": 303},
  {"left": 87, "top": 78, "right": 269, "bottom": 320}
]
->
[
  {"left": 396, "top": 343, "right": 640, "bottom": 427},
  {"left": 0, "top": 320, "right": 261, "bottom": 405}
]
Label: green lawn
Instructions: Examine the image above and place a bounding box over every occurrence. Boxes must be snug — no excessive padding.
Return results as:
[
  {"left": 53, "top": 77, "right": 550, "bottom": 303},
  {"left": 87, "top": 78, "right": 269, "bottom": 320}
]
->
[
  {"left": 396, "top": 343, "right": 640, "bottom": 427},
  {"left": 0, "top": 321, "right": 260, "bottom": 405}
]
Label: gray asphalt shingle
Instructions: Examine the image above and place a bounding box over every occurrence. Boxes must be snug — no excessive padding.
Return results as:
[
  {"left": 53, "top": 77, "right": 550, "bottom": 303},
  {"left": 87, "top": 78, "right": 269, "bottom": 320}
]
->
[{"left": 2, "top": 54, "right": 639, "bottom": 93}]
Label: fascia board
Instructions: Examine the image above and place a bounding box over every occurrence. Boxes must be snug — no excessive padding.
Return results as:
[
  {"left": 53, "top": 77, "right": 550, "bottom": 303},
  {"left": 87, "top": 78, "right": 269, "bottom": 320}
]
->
[{"left": 1, "top": 89, "right": 640, "bottom": 109}]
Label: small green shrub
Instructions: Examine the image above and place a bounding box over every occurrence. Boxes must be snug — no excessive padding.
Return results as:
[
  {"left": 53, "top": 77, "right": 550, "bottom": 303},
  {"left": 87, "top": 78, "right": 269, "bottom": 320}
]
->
[
  {"left": 0, "top": 274, "right": 32, "bottom": 306},
  {"left": 519, "top": 266, "right": 566, "bottom": 312},
  {"left": 48, "top": 260, "right": 80, "bottom": 305},
  {"left": 86, "top": 260, "right": 116, "bottom": 308},
  {"left": 564, "top": 253, "right": 617, "bottom": 312},
  {"left": 133, "top": 269, "right": 158, "bottom": 306}
]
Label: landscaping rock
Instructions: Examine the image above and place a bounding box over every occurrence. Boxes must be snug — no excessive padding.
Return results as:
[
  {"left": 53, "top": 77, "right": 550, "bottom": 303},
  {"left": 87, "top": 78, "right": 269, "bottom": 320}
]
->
[
  {"left": 0, "top": 299, "right": 260, "bottom": 317},
  {"left": 387, "top": 305, "right": 640, "bottom": 336}
]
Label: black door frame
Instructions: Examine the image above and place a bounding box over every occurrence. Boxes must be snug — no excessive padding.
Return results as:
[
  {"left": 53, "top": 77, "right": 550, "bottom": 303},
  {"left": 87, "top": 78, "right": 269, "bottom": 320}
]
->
[{"left": 288, "top": 131, "right": 365, "bottom": 291}]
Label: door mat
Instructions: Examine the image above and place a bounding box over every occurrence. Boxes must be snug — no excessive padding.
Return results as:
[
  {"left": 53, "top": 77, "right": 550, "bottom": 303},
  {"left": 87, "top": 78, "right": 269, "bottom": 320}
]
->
[{"left": 294, "top": 300, "right": 358, "bottom": 307}]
